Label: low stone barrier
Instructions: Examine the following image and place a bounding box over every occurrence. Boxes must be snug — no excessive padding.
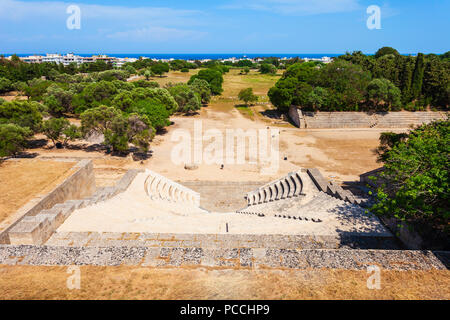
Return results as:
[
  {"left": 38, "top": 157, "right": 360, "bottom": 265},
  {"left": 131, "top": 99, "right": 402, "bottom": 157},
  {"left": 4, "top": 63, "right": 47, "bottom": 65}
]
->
[
  {"left": 46, "top": 231, "right": 399, "bottom": 250},
  {"left": 0, "top": 245, "right": 447, "bottom": 270}
]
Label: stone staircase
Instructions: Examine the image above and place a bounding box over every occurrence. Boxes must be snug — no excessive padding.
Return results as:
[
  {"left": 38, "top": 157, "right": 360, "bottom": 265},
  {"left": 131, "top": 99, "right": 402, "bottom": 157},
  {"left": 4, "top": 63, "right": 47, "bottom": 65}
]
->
[
  {"left": 307, "top": 168, "right": 362, "bottom": 205},
  {"left": 7, "top": 170, "right": 143, "bottom": 245},
  {"left": 238, "top": 192, "right": 365, "bottom": 223},
  {"left": 301, "top": 111, "right": 447, "bottom": 129}
]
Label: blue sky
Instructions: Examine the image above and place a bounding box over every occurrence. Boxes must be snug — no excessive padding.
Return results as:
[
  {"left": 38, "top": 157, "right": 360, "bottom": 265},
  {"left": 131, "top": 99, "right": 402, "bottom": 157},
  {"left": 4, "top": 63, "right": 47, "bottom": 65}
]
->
[{"left": 0, "top": 0, "right": 448, "bottom": 54}]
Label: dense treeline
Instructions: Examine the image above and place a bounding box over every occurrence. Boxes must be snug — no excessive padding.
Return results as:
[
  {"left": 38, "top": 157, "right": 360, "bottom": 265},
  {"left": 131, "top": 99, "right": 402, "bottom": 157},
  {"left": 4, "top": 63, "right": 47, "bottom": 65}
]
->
[
  {"left": 269, "top": 47, "right": 449, "bottom": 112},
  {"left": 0, "top": 56, "right": 217, "bottom": 157}
]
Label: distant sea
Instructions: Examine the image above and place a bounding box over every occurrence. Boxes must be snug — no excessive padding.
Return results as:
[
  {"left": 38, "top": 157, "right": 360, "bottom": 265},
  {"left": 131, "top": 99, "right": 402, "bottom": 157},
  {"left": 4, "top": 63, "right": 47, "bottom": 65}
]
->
[{"left": 8, "top": 53, "right": 343, "bottom": 60}]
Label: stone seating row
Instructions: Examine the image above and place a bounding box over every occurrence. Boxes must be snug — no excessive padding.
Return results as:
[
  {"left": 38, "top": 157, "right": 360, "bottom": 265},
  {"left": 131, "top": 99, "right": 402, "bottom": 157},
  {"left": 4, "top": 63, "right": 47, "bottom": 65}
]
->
[
  {"left": 144, "top": 170, "right": 200, "bottom": 207},
  {"left": 245, "top": 171, "right": 303, "bottom": 206}
]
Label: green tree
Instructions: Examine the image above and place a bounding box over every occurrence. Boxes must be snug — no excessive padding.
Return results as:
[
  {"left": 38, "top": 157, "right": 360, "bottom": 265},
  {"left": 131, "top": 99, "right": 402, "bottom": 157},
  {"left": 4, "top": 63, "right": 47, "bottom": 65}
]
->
[
  {"left": 411, "top": 53, "right": 425, "bottom": 100},
  {"left": 130, "top": 99, "right": 171, "bottom": 131},
  {"left": 127, "top": 113, "right": 154, "bottom": 152},
  {"left": 366, "top": 78, "right": 402, "bottom": 110},
  {"left": 0, "top": 124, "right": 33, "bottom": 157},
  {"left": 62, "top": 124, "right": 81, "bottom": 146},
  {"left": 112, "top": 91, "right": 134, "bottom": 113},
  {"left": 238, "top": 88, "right": 258, "bottom": 106},
  {"left": 188, "top": 69, "right": 224, "bottom": 95},
  {"left": 42, "top": 117, "right": 80, "bottom": 147},
  {"left": 259, "top": 63, "right": 277, "bottom": 74},
  {"left": 167, "top": 84, "right": 202, "bottom": 113},
  {"left": 151, "top": 63, "right": 170, "bottom": 77},
  {"left": 42, "top": 118, "right": 70, "bottom": 146},
  {"left": 236, "top": 60, "right": 253, "bottom": 67},
  {"left": 132, "top": 80, "right": 160, "bottom": 89},
  {"left": 189, "top": 78, "right": 212, "bottom": 104},
  {"left": 81, "top": 105, "right": 125, "bottom": 152},
  {"left": 375, "top": 47, "right": 400, "bottom": 59},
  {"left": 131, "top": 87, "right": 178, "bottom": 114},
  {"left": 306, "top": 87, "right": 329, "bottom": 111},
  {"left": 144, "top": 69, "right": 152, "bottom": 80},
  {"left": 43, "top": 84, "right": 74, "bottom": 116}
]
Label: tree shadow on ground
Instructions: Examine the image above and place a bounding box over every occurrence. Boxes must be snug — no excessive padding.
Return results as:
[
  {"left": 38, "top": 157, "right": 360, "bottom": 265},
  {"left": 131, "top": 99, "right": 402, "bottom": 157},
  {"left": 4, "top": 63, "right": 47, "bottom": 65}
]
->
[
  {"left": 182, "top": 111, "right": 200, "bottom": 117},
  {"left": 131, "top": 150, "right": 153, "bottom": 161},
  {"left": 260, "top": 109, "right": 282, "bottom": 119},
  {"left": 13, "top": 151, "right": 39, "bottom": 159},
  {"left": 27, "top": 138, "right": 48, "bottom": 149},
  {"left": 66, "top": 143, "right": 107, "bottom": 153}
]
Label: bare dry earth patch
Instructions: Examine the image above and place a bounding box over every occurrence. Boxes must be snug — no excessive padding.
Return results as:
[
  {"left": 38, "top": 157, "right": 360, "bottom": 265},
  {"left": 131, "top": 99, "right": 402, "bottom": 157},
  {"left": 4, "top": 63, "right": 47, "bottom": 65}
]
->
[
  {"left": 0, "top": 160, "right": 75, "bottom": 226},
  {"left": 0, "top": 265, "right": 448, "bottom": 300}
]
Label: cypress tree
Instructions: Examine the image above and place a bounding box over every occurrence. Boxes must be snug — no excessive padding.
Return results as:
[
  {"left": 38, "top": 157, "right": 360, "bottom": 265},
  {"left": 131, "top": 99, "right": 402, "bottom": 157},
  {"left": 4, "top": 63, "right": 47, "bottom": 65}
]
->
[
  {"left": 411, "top": 53, "right": 425, "bottom": 99},
  {"left": 400, "top": 56, "right": 414, "bottom": 104}
]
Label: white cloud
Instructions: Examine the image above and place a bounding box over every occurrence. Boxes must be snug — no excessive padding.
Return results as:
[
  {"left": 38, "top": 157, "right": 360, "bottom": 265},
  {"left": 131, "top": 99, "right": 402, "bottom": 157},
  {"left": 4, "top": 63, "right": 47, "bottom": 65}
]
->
[
  {"left": 220, "top": 0, "right": 361, "bottom": 15},
  {"left": 107, "top": 26, "right": 207, "bottom": 42},
  {"left": 0, "top": 0, "right": 205, "bottom": 40}
]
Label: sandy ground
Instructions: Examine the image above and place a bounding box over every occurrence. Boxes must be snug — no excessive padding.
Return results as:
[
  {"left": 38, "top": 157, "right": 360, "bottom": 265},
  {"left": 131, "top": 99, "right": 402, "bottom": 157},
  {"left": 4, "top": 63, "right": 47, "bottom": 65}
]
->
[
  {"left": 146, "top": 107, "right": 403, "bottom": 183},
  {"left": 0, "top": 159, "right": 75, "bottom": 227},
  {"left": 15, "top": 68, "right": 406, "bottom": 185},
  {"left": 1, "top": 265, "right": 448, "bottom": 300}
]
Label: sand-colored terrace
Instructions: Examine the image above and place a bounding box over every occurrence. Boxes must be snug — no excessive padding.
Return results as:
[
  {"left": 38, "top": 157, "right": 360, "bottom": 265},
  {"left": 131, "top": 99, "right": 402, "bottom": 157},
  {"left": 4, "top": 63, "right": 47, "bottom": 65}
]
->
[{"left": 57, "top": 171, "right": 391, "bottom": 237}]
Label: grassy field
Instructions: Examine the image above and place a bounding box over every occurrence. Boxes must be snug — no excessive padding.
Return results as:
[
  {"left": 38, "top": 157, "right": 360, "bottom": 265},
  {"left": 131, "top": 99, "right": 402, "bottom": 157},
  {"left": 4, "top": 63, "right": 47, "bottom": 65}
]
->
[
  {"left": 1, "top": 265, "right": 448, "bottom": 300},
  {"left": 0, "top": 160, "right": 75, "bottom": 227}
]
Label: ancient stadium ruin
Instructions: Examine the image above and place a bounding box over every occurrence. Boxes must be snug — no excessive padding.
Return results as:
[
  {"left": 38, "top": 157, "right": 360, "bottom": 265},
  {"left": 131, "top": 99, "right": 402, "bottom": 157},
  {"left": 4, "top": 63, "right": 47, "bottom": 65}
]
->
[{"left": 0, "top": 159, "right": 447, "bottom": 270}]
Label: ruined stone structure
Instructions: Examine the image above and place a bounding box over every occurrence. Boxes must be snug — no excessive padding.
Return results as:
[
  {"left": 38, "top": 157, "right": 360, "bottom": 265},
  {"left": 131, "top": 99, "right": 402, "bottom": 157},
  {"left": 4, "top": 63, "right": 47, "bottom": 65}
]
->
[{"left": 0, "top": 162, "right": 448, "bottom": 270}]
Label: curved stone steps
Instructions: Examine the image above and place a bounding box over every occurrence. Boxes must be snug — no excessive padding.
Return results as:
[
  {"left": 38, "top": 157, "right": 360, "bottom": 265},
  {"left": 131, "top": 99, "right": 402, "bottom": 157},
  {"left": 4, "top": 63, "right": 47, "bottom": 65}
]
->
[
  {"left": 246, "top": 171, "right": 303, "bottom": 206},
  {"left": 144, "top": 170, "right": 201, "bottom": 207}
]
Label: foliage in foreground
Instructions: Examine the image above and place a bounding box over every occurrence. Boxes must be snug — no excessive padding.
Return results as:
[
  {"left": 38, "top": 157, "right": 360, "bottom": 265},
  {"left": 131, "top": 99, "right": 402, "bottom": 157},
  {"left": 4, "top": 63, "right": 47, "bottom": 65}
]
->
[{"left": 370, "top": 120, "right": 449, "bottom": 242}]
